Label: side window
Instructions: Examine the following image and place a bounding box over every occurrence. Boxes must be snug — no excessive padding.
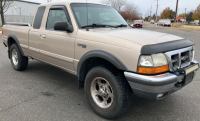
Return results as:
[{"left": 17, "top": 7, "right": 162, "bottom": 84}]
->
[
  {"left": 46, "top": 9, "right": 69, "bottom": 30},
  {"left": 33, "top": 6, "right": 46, "bottom": 29}
]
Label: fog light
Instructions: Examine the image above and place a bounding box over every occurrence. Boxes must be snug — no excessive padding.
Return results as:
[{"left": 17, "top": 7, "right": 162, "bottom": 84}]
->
[{"left": 157, "top": 93, "right": 165, "bottom": 98}]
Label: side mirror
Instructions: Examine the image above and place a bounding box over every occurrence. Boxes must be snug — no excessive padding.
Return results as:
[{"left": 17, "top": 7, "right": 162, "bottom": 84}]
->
[{"left": 54, "top": 21, "right": 73, "bottom": 33}]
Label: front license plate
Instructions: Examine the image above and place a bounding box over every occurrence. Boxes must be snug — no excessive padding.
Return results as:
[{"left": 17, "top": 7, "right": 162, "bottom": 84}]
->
[
  {"left": 185, "top": 64, "right": 199, "bottom": 75},
  {"left": 184, "top": 64, "right": 199, "bottom": 84}
]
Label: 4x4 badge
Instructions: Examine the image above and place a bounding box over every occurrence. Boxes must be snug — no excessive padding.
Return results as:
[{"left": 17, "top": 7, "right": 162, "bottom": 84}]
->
[{"left": 77, "top": 44, "right": 87, "bottom": 48}]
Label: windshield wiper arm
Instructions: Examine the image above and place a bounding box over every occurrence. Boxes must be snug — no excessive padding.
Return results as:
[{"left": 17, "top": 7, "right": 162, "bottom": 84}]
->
[
  {"left": 116, "top": 24, "right": 128, "bottom": 27},
  {"left": 82, "top": 24, "right": 118, "bottom": 28},
  {"left": 105, "top": 25, "right": 118, "bottom": 28},
  {"left": 81, "top": 24, "right": 106, "bottom": 28}
]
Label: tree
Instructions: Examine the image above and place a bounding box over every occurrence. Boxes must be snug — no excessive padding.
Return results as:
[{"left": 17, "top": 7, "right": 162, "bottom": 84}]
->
[
  {"left": 160, "top": 7, "right": 170, "bottom": 19},
  {"left": 0, "top": 0, "right": 14, "bottom": 25},
  {"left": 178, "top": 13, "right": 187, "bottom": 17},
  {"left": 101, "top": 0, "right": 127, "bottom": 12},
  {"left": 120, "top": 11, "right": 133, "bottom": 20},
  {"left": 169, "top": 10, "right": 175, "bottom": 19},
  {"left": 186, "top": 12, "right": 193, "bottom": 24},
  {"left": 124, "top": 2, "right": 140, "bottom": 20},
  {"left": 145, "top": 16, "right": 150, "bottom": 21},
  {"left": 192, "top": 4, "right": 200, "bottom": 22},
  {"left": 152, "top": 14, "right": 156, "bottom": 20}
]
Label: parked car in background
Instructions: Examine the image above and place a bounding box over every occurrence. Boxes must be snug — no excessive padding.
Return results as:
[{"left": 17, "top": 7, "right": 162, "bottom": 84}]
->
[
  {"left": 157, "top": 19, "right": 171, "bottom": 27},
  {"left": 133, "top": 20, "right": 143, "bottom": 28},
  {"left": 150, "top": 20, "right": 154, "bottom": 24},
  {"left": 157, "top": 19, "right": 162, "bottom": 25},
  {"left": 164, "top": 19, "right": 171, "bottom": 27},
  {"left": 194, "top": 20, "right": 200, "bottom": 25}
]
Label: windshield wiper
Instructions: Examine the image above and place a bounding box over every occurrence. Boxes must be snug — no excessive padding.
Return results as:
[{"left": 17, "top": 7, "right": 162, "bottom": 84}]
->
[
  {"left": 116, "top": 24, "right": 128, "bottom": 27},
  {"left": 81, "top": 24, "right": 106, "bottom": 28},
  {"left": 82, "top": 23, "right": 117, "bottom": 28}
]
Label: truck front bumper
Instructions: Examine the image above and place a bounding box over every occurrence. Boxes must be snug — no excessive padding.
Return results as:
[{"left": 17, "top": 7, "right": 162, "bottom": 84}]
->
[{"left": 124, "top": 61, "right": 199, "bottom": 100}]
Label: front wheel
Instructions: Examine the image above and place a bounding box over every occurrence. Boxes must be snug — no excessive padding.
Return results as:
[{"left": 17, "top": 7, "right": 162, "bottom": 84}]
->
[
  {"left": 10, "top": 44, "right": 28, "bottom": 71},
  {"left": 84, "top": 67, "right": 132, "bottom": 119}
]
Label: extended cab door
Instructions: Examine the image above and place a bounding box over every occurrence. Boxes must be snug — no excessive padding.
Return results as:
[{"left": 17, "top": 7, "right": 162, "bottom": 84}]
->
[
  {"left": 39, "top": 5, "right": 76, "bottom": 73},
  {"left": 29, "top": 6, "right": 46, "bottom": 59}
]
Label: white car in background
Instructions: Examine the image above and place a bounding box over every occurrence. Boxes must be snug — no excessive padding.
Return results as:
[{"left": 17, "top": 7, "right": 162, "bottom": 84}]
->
[
  {"left": 157, "top": 19, "right": 171, "bottom": 27},
  {"left": 150, "top": 20, "right": 154, "bottom": 24},
  {"left": 164, "top": 19, "right": 171, "bottom": 27}
]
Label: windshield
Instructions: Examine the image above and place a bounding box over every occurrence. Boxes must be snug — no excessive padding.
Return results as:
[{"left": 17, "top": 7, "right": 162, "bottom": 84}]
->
[
  {"left": 134, "top": 21, "right": 142, "bottom": 23},
  {"left": 70, "top": 3, "right": 128, "bottom": 28}
]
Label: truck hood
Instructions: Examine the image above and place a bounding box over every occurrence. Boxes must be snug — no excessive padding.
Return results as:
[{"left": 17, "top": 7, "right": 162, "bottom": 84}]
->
[{"left": 98, "top": 28, "right": 183, "bottom": 46}]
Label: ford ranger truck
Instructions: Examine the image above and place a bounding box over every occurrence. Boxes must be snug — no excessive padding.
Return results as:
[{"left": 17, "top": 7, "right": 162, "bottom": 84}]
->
[{"left": 2, "top": 2, "right": 199, "bottom": 119}]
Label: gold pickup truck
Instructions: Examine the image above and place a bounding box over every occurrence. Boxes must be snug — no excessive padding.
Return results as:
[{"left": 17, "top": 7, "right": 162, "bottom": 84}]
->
[{"left": 2, "top": 2, "right": 199, "bottom": 119}]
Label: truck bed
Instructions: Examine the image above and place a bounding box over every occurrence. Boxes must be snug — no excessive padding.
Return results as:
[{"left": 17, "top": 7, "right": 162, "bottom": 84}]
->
[{"left": 3, "top": 23, "right": 32, "bottom": 56}]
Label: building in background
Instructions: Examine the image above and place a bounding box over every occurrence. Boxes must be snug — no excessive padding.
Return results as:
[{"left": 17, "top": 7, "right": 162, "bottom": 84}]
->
[{"left": 0, "top": 0, "right": 41, "bottom": 26}]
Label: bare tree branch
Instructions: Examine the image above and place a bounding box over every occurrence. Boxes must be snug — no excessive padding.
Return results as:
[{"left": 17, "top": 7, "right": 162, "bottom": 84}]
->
[
  {"left": 0, "top": 0, "right": 15, "bottom": 25},
  {"left": 101, "top": 0, "right": 127, "bottom": 12}
]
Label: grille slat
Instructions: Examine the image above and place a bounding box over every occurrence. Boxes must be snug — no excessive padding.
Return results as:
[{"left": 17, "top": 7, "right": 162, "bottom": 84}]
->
[{"left": 165, "top": 46, "right": 193, "bottom": 72}]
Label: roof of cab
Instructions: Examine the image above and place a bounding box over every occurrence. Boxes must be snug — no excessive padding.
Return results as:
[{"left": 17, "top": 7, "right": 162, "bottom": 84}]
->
[{"left": 38, "top": 1, "right": 106, "bottom": 7}]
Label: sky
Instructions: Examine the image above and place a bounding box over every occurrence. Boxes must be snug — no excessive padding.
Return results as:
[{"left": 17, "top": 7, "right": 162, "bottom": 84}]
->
[{"left": 28, "top": 0, "right": 200, "bottom": 17}]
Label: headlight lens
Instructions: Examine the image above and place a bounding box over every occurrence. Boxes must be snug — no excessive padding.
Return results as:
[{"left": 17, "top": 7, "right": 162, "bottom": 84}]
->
[
  {"left": 152, "top": 53, "right": 168, "bottom": 67},
  {"left": 138, "top": 53, "right": 169, "bottom": 74},
  {"left": 138, "top": 56, "right": 153, "bottom": 67}
]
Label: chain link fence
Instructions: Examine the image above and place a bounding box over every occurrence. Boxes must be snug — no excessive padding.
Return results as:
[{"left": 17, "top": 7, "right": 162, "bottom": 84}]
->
[{"left": 0, "top": 15, "right": 34, "bottom": 26}]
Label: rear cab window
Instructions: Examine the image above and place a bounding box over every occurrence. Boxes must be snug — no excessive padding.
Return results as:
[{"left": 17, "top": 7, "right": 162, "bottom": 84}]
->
[{"left": 33, "top": 6, "right": 46, "bottom": 29}]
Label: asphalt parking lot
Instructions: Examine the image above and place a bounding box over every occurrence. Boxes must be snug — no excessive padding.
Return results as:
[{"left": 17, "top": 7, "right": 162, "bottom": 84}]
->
[{"left": 0, "top": 22, "right": 200, "bottom": 121}]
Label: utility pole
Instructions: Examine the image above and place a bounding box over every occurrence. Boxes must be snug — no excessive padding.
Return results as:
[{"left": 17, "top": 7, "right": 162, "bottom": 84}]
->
[
  {"left": 174, "top": 0, "right": 179, "bottom": 22},
  {"left": 156, "top": 0, "right": 159, "bottom": 22},
  {"left": 185, "top": 8, "right": 187, "bottom": 24},
  {"left": 150, "top": 5, "right": 152, "bottom": 21}
]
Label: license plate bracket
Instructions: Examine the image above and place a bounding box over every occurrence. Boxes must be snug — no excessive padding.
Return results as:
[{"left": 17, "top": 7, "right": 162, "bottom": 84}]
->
[{"left": 183, "top": 64, "right": 199, "bottom": 85}]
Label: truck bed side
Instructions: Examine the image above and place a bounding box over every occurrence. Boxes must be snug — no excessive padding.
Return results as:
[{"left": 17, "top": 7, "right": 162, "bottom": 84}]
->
[{"left": 3, "top": 25, "right": 31, "bottom": 57}]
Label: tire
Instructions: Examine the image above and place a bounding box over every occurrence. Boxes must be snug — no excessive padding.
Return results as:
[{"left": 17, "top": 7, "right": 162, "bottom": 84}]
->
[
  {"left": 10, "top": 43, "right": 28, "bottom": 71},
  {"left": 84, "top": 66, "right": 132, "bottom": 119}
]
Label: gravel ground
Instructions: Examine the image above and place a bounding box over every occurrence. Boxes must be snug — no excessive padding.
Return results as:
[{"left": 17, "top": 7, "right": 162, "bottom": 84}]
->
[{"left": 0, "top": 22, "right": 200, "bottom": 121}]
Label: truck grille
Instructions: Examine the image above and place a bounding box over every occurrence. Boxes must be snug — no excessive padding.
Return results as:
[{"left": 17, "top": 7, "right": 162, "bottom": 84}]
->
[{"left": 165, "top": 46, "right": 194, "bottom": 71}]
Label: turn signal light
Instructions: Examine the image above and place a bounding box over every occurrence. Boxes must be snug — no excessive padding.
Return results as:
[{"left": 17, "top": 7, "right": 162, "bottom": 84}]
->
[{"left": 137, "top": 65, "right": 169, "bottom": 74}]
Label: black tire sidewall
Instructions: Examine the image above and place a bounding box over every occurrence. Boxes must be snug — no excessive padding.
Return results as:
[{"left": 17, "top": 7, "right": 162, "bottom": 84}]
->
[{"left": 85, "top": 67, "right": 121, "bottom": 119}]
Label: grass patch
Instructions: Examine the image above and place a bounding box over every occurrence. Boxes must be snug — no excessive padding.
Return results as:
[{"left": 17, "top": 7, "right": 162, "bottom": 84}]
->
[
  {"left": 0, "top": 27, "right": 2, "bottom": 31},
  {"left": 171, "top": 23, "right": 182, "bottom": 28},
  {"left": 181, "top": 25, "right": 200, "bottom": 30}
]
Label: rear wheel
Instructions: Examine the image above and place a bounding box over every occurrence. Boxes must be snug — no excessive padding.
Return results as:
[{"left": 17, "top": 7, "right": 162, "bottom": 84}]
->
[
  {"left": 84, "top": 66, "right": 132, "bottom": 119},
  {"left": 10, "top": 44, "right": 28, "bottom": 71}
]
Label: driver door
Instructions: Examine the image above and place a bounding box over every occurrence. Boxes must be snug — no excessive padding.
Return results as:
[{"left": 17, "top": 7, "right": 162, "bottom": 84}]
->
[{"left": 39, "top": 5, "right": 76, "bottom": 72}]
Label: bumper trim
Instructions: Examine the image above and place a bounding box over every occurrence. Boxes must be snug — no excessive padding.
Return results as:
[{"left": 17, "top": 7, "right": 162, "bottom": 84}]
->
[
  {"left": 124, "top": 72, "right": 179, "bottom": 86},
  {"left": 124, "top": 60, "right": 199, "bottom": 100}
]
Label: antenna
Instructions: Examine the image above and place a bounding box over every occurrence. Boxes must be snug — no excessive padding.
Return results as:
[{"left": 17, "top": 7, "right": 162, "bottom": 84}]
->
[{"left": 86, "top": 0, "right": 89, "bottom": 31}]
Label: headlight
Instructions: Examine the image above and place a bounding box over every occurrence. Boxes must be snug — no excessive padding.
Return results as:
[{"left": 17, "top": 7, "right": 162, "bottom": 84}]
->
[{"left": 138, "top": 53, "right": 169, "bottom": 74}]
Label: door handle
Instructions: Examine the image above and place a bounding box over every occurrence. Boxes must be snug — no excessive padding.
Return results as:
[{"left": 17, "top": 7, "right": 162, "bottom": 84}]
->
[{"left": 40, "top": 34, "right": 46, "bottom": 39}]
